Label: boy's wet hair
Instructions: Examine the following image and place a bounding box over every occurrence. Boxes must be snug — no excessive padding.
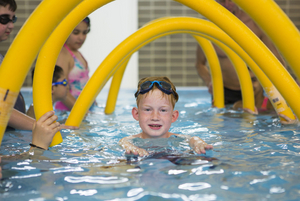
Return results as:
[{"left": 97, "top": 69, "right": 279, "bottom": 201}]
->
[
  {"left": 135, "top": 76, "right": 179, "bottom": 108},
  {"left": 0, "top": 0, "right": 17, "bottom": 12},
  {"left": 31, "top": 65, "right": 64, "bottom": 84},
  {"left": 52, "top": 65, "right": 64, "bottom": 83}
]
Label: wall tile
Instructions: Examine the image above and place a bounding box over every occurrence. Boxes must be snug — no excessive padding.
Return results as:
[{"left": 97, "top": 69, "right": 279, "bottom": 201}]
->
[{"left": 138, "top": 0, "right": 300, "bottom": 86}]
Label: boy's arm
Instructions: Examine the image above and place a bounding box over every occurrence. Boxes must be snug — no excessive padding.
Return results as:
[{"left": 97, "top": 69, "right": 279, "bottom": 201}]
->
[
  {"left": 176, "top": 134, "right": 213, "bottom": 154},
  {"left": 9, "top": 109, "right": 35, "bottom": 130},
  {"left": 189, "top": 136, "right": 213, "bottom": 154},
  {"left": 119, "top": 135, "right": 149, "bottom": 156}
]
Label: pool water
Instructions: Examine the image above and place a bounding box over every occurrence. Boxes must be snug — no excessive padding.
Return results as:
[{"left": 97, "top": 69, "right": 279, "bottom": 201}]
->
[{"left": 1, "top": 88, "right": 300, "bottom": 201}]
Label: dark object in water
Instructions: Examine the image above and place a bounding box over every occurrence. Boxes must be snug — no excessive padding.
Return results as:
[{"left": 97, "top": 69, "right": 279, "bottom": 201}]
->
[
  {"left": 126, "top": 151, "right": 218, "bottom": 166},
  {"left": 148, "top": 152, "right": 218, "bottom": 165}
]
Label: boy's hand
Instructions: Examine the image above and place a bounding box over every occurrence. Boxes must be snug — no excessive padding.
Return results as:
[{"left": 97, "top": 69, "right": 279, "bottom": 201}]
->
[
  {"left": 189, "top": 136, "right": 213, "bottom": 154},
  {"left": 125, "top": 146, "right": 149, "bottom": 157},
  {"left": 119, "top": 136, "right": 149, "bottom": 157},
  {"left": 31, "top": 111, "right": 61, "bottom": 150}
]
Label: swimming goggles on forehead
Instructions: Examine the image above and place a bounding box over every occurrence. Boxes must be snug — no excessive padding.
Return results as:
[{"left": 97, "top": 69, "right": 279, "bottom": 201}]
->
[
  {"left": 135, "top": 80, "right": 175, "bottom": 98},
  {"left": 52, "top": 79, "right": 68, "bottom": 86},
  {"left": 0, "top": 14, "right": 17, "bottom": 25}
]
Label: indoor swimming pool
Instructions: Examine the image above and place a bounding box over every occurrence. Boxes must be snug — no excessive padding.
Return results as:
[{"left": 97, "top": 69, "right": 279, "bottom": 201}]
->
[{"left": 0, "top": 88, "right": 300, "bottom": 201}]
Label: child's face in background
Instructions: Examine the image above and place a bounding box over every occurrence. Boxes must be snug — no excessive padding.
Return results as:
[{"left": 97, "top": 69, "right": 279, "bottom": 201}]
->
[
  {"left": 0, "top": 5, "right": 15, "bottom": 42},
  {"left": 132, "top": 88, "right": 179, "bottom": 139},
  {"left": 52, "top": 75, "right": 68, "bottom": 102},
  {"left": 65, "top": 21, "right": 89, "bottom": 51}
]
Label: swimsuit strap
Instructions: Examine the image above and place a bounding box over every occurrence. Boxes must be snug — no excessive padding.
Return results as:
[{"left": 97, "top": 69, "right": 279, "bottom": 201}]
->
[
  {"left": 64, "top": 44, "right": 87, "bottom": 68},
  {"left": 64, "top": 44, "right": 76, "bottom": 59},
  {"left": 261, "top": 96, "right": 269, "bottom": 110}
]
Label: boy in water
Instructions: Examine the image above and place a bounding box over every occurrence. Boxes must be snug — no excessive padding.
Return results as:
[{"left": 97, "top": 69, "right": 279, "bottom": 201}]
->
[
  {"left": 27, "top": 65, "right": 69, "bottom": 119},
  {"left": 119, "top": 76, "right": 213, "bottom": 156}
]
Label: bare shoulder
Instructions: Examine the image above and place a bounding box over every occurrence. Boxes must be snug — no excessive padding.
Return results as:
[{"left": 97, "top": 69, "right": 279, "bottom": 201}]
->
[
  {"left": 56, "top": 47, "right": 74, "bottom": 72},
  {"left": 133, "top": 133, "right": 142, "bottom": 138},
  {"left": 57, "top": 46, "right": 71, "bottom": 59}
]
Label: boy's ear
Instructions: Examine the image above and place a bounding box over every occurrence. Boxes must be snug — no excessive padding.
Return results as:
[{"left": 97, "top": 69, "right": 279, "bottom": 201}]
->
[
  {"left": 171, "top": 110, "right": 179, "bottom": 123},
  {"left": 132, "top": 107, "right": 139, "bottom": 121}
]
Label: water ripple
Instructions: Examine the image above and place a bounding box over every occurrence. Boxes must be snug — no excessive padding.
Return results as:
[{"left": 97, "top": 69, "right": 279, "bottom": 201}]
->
[
  {"left": 70, "top": 189, "right": 98, "bottom": 196},
  {"left": 64, "top": 176, "right": 128, "bottom": 184},
  {"left": 178, "top": 182, "right": 211, "bottom": 191}
]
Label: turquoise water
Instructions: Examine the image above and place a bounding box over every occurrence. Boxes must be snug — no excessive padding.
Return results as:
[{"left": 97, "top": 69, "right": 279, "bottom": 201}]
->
[{"left": 1, "top": 88, "right": 300, "bottom": 201}]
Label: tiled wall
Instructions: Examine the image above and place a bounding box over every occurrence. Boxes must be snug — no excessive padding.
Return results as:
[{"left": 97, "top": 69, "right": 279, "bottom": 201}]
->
[
  {"left": 0, "top": 0, "right": 299, "bottom": 87},
  {"left": 277, "top": 0, "right": 300, "bottom": 28},
  {"left": 138, "top": 0, "right": 300, "bottom": 87},
  {"left": 138, "top": 0, "right": 204, "bottom": 86}
]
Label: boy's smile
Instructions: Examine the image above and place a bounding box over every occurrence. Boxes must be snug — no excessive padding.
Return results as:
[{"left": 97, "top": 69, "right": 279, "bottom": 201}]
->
[
  {"left": 132, "top": 88, "right": 179, "bottom": 139},
  {"left": 149, "top": 124, "right": 161, "bottom": 130}
]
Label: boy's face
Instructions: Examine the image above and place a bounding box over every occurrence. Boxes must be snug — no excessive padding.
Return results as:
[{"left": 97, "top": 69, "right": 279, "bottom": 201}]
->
[
  {"left": 0, "top": 5, "right": 15, "bottom": 42},
  {"left": 132, "top": 88, "right": 179, "bottom": 139},
  {"left": 52, "top": 75, "right": 69, "bottom": 102}
]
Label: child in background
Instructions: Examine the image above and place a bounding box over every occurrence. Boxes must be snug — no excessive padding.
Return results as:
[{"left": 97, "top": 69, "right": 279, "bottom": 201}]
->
[
  {"left": 55, "top": 17, "right": 91, "bottom": 111},
  {"left": 233, "top": 70, "right": 297, "bottom": 124},
  {"left": 27, "top": 65, "right": 69, "bottom": 119},
  {"left": 119, "top": 76, "right": 213, "bottom": 156}
]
